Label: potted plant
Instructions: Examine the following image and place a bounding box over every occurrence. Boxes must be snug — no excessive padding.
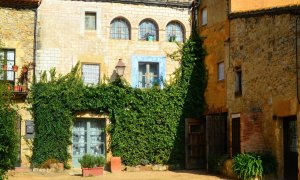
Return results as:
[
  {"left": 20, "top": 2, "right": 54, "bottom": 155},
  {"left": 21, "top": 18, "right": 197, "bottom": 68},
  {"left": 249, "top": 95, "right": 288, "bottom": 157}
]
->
[
  {"left": 2, "top": 64, "right": 7, "bottom": 71},
  {"left": 14, "top": 83, "right": 22, "bottom": 92},
  {"left": 12, "top": 65, "right": 18, "bottom": 72},
  {"left": 169, "top": 34, "right": 176, "bottom": 42},
  {"left": 145, "top": 33, "right": 154, "bottom": 42},
  {"left": 18, "top": 69, "right": 28, "bottom": 92},
  {"left": 79, "top": 154, "right": 105, "bottom": 177}
]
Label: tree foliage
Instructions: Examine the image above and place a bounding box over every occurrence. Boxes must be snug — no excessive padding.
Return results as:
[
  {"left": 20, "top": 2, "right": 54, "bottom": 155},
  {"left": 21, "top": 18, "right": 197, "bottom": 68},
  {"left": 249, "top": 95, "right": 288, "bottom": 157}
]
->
[{"left": 30, "top": 30, "right": 207, "bottom": 167}]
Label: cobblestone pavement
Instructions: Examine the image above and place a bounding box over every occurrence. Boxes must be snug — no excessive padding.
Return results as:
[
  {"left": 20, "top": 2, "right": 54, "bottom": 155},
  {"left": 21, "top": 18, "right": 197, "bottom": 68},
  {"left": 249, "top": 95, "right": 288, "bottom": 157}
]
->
[{"left": 8, "top": 169, "right": 230, "bottom": 180}]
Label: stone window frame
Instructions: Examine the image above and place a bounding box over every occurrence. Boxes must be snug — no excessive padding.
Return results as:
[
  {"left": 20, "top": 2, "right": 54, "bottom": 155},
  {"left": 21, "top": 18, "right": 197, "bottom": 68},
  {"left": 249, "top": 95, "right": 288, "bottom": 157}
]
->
[
  {"left": 234, "top": 67, "right": 242, "bottom": 97},
  {"left": 81, "top": 62, "right": 101, "bottom": 86},
  {"left": 201, "top": 7, "right": 207, "bottom": 26},
  {"left": 217, "top": 61, "right": 225, "bottom": 81},
  {"left": 165, "top": 21, "right": 186, "bottom": 42},
  {"left": 110, "top": 17, "right": 131, "bottom": 40},
  {"left": 80, "top": 7, "right": 101, "bottom": 38},
  {"left": 138, "top": 19, "right": 159, "bottom": 41}
]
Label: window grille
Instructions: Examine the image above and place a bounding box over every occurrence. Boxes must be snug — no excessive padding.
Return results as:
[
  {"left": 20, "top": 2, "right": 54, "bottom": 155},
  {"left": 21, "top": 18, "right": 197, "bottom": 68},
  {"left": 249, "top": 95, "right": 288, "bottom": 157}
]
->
[
  {"left": 82, "top": 64, "right": 100, "bottom": 85},
  {"left": 139, "top": 20, "right": 158, "bottom": 41},
  {"left": 138, "top": 62, "right": 159, "bottom": 88},
  {"left": 110, "top": 18, "right": 130, "bottom": 40},
  {"left": 166, "top": 21, "right": 185, "bottom": 42},
  {"left": 85, "top": 12, "right": 96, "bottom": 30},
  {"left": 0, "top": 49, "right": 15, "bottom": 81}
]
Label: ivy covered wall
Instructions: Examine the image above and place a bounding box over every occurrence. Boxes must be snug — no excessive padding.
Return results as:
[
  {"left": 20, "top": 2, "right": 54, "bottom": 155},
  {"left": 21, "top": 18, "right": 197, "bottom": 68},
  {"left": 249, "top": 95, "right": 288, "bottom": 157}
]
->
[{"left": 30, "top": 30, "right": 207, "bottom": 167}]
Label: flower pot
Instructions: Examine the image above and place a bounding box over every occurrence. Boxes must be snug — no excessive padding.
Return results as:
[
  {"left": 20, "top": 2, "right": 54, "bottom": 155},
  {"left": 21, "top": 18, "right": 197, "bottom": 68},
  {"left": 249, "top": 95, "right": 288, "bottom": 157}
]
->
[
  {"left": 22, "top": 85, "right": 27, "bottom": 92},
  {"left": 82, "top": 167, "right": 104, "bottom": 177},
  {"left": 2, "top": 65, "right": 7, "bottom": 71},
  {"left": 110, "top": 157, "right": 121, "bottom": 173},
  {"left": 12, "top": 65, "right": 18, "bottom": 72},
  {"left": 7, "top": 84, "right": 12, "bottom": 91},
  {"left": 22, "top": 67, "right": 28, "bottom": 73},
  {"left": 14, "top": 85, "right": 22, "bottom": 92}
]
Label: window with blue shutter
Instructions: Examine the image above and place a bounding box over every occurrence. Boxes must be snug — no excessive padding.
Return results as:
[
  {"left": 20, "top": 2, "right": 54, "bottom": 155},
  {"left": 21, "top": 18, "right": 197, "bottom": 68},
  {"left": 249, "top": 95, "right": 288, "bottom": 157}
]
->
[{"left": 131, "top": 55, "right": 166, "bottom": 88}]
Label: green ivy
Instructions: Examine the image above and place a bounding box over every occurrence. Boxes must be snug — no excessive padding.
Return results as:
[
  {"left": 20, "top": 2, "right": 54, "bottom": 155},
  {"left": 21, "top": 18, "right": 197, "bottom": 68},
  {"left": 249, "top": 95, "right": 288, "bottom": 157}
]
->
[
  {"left": 0, "top": 80, "right": 19, "bottom": 179},
  {"left": 30, "top": 30, "right": 207, "bottom": 167}
]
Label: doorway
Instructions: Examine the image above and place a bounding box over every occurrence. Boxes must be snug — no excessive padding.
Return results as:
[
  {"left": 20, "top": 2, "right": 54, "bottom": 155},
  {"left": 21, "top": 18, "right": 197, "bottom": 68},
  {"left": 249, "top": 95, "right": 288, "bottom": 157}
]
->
[
  {"left": 185, "top": 119, "right": 206, "bottom": 169},
  {"left": 72, "top": 119, "right": 106, "bottom": 168},
  {"left": 283, "top": 116, "right": 298, "bottom": 180}
]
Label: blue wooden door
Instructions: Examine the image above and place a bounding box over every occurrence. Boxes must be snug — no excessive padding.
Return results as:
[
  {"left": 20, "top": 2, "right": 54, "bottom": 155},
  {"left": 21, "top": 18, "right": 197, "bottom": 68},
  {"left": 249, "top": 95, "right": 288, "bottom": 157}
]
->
[{"left": 72, "top": 119, "right": 105, "bottom": 168}]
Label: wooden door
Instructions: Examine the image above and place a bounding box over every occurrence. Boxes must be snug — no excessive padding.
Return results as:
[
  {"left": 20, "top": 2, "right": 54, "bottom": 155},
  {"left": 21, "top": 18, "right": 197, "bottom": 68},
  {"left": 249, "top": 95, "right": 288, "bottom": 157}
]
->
[
  {"left": 185, "top": 119, "right": 206, "bottom": 169},
  {"left": 283, "top": 116, "right": 298, "bottom": 180},
  {"left": 231, "top": 117, "right": 241, "bottom": 157}
]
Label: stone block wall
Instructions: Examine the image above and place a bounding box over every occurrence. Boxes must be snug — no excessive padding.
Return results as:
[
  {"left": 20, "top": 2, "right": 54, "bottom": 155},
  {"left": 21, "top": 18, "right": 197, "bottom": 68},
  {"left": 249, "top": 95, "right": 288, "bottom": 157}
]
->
[
  {"left": 228, "top": 13, "right": 299, "bottom": 178},
  {"left": 36, "top": 0, "right": 191, "bottom": 84},
  {"left": 197, "top": 0, "right": 229, "bottom": 113},
  {"left": 0, "top": 7, "right": 36, "bottom": 167}
]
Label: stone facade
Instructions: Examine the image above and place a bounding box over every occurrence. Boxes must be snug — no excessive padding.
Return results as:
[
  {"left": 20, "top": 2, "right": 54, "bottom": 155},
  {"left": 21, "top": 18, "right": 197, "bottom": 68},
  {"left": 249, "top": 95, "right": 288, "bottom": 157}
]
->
[
  {"left": 197, "top": 0, "right": 228, "bottom": 113},
  {"left": 0, "top": 6, "right": 37, "bottom": 167},
  {"left": 35, "top": 0, "right": 191, "bottom": 168},
  {"left": 36, "top": 0, "right": 190, "bottom": 84},
  {"left": 228, "top": 12, "right": 300, "bottom": 178}
]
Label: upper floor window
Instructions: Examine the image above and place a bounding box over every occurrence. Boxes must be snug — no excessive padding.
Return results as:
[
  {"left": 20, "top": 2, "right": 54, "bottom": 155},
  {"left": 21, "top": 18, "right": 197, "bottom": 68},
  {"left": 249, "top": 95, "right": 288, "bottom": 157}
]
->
[
  {"left": 82, "top": 63, "right": 100, "bottom": 85},
  {"left": 0, "top": 49, "right": 15, "bottom": 81},
  {"left": 217, "top": 62, "right": 224, "bottom": 81},
  {"left": 139, "top": 62, "right": 159, "bottom": 88},
  {"left": 131, "top": 56, "right": 166, "bottom": 88},
  {"left": 201, "top": 8, "right": 207, "bottom": 26},
  {"left": 110, "top": 18, "right": 130, "bottom": 40},
  {"left": 234, "top": 68, "right": 242, "bottom": 96},
  {"left": 166, "top": 21, "right": 185, "bottom": 42},
  {"left": 85, "top": 12, "right": 96, "bottom": 30},
  {"left": 139, "top": 19, "right": 159, "bottom": 41}
]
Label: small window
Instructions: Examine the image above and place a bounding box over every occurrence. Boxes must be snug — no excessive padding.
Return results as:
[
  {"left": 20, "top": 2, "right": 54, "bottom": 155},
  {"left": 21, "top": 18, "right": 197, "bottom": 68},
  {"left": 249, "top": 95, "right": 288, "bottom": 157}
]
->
[
  {"left": 0, "top": 49, "right": 15, "bottom": 81},
  {"left": 217, "top": 62, "right": 224, "bottom": 81},
  {"left": 166, "top": 21, "right": 185, "bottom": 42},
  {"left": 82, "top": 64, "right": 100, "bottom": 85},
  {"left": 138, "top": 62, "right": 159, "bottom": 88},
  {"left": 85, "top": 12, "right": 96, "bottom": 30},
  {"left": 201, "top": 8, "right": 207, "bottom": 26},
  {"left": 110, "top": 18, "right": 130, "bottom": 40},
  {"left": 234, "top": 68, "right": 242, "bottom": 96},
  {"left": 139, "top": 19, "right": 159, "bottom": 41}
]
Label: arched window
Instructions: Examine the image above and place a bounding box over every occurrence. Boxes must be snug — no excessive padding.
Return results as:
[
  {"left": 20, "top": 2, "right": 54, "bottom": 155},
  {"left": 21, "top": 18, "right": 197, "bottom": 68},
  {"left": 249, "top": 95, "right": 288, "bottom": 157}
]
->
[
  {"left": 166, "top": 21, "right": 185, "bottom": 42},
  {"left": 139, "top": 19, "right": 159, "bottom": 41},
  {"left": 110, "top": 18, "right": 130, "bottom": 40}
]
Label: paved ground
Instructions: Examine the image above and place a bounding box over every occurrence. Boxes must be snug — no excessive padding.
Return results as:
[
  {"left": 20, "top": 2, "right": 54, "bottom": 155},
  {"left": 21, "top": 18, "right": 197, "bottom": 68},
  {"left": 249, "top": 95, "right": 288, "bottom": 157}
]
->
[{"left": 8, "top": 169, "right": 230, "bottom": 180}]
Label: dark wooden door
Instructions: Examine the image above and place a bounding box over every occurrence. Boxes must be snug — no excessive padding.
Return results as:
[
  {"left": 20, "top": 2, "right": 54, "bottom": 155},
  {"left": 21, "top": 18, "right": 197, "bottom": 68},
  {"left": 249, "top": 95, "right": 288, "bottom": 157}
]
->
[
  {"left": 232, "top": 117, "right": 241, "bottom": 157},
  {"left": 283, "top": 117, "right": 298, "bottom": 180},
  {"left": 185, "top": 119, "right": 206, "bottom": 169}
]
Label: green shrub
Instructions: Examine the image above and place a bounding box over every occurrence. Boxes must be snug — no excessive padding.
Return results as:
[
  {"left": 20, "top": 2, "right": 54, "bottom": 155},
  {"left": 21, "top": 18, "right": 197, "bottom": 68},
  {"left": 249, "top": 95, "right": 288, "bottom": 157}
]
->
[
  {"left": 0, "top": 82, "right": 19, "bottom": 179},
  {"left": 78, "top": 154, "right": 105, "bottom": 168},
  {"left": 232, "top": 153, "right": 263, "bottom": 180}
]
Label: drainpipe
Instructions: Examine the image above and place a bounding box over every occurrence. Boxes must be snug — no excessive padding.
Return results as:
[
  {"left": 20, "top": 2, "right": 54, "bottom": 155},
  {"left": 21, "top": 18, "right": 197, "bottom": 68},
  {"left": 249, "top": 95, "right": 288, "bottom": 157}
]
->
[
  {"left": 33, "top": 7, "right": 38, "bottom": 83},
  {"left": 296, "top": 17, "right": 300, "bottom": 104}
]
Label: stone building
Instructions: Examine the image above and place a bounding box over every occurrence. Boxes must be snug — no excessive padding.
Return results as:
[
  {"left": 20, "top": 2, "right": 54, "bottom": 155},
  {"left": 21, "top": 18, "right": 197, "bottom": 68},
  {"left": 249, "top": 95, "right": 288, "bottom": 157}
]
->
[
  {"left": 190, "top": 0, "right": 229, "bottom": 169},
  {"left": 0, "top": 0, "right": 40, "bottom": 168},
  {"left": 35, "top": 0, "right": 191, "bottom": 168},
  {"left": 228, "top": 5, "right": 300, "bottom": 180}
]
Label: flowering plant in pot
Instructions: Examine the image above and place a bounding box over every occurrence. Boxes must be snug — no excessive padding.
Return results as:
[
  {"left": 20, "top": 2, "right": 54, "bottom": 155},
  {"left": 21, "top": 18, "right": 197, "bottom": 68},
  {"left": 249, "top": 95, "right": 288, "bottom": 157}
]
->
[{"left": 79, "top": 154, "right": 105, "bottom": 177}]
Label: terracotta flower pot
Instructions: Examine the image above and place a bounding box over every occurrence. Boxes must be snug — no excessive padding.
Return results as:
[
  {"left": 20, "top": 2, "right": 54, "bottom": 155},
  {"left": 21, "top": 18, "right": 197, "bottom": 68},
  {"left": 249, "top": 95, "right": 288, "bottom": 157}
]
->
[
  {"left": 14, "top": 85, "right": 22, "bottom": 92},
  {"left": 110, "top": 157, "right": 122, "bottom": 173},
  {"left": 22, "top": 67, "right": 28, "bottom": 73},
  {"left": 12, "top": 65, "right": 18, "bottom": 72},
  {"left": 2, "top": 65, "right": 7, "bottom": 71},
  {"left": 82, "top": 167, "right": 104, "bottom": 177}
]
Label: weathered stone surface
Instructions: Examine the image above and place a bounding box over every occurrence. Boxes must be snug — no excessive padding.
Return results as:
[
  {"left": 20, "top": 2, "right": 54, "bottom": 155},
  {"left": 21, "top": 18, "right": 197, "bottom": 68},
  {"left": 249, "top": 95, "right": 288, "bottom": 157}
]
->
[
  {"left": 126, "top": 166, "right": 140, "bottom": 172},
  {"left": 228, "top": 13, "right": 299, "bottom": 178}
]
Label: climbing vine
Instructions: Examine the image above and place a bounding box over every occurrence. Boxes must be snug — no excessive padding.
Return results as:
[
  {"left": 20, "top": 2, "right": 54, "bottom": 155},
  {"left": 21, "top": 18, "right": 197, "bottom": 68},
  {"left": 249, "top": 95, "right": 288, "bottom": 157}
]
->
[
  {"left": 30, "top": 30, "right": 207, "bottom": 167},
  {"left": 0, "top": 53, "right": 19, "bottom": 178}
]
